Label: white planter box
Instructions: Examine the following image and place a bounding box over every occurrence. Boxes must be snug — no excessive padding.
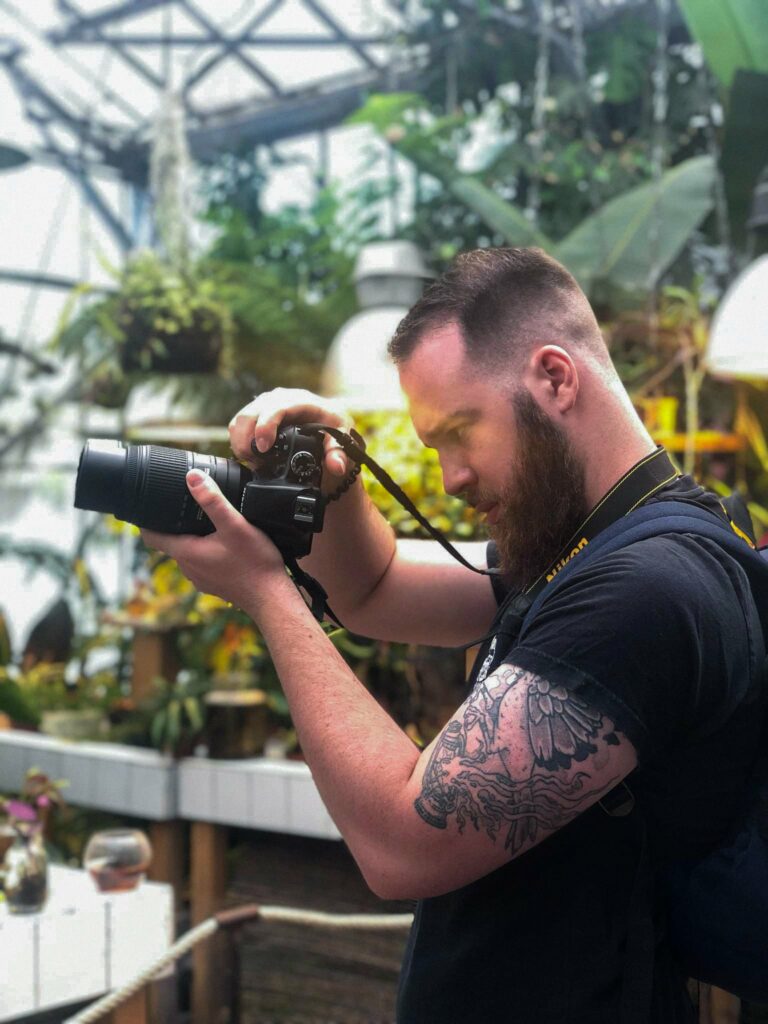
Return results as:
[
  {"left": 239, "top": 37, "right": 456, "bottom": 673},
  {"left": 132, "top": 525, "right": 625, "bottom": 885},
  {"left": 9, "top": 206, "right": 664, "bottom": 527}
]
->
[
  {"left": 0, "top": 865, "right": 173, "bottom": 1023},
  {"left": 178, "top": 758, "right": 340, "bottom": 841},
  {"left": 0, "top": 732, "right": 177, "bottom": 820}
]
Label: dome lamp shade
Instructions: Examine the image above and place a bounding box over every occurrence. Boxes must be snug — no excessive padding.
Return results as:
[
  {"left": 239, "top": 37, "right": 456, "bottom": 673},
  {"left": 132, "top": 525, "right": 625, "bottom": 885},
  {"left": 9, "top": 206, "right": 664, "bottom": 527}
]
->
[{"left": 706, "top": 255, "right": 768, "bottom": 380}]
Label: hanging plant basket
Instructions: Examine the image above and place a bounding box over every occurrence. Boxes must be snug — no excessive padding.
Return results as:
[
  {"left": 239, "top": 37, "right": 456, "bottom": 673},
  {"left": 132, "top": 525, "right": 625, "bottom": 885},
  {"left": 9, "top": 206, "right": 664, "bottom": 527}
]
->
[
  {"left": 52, "top": 251, "right": 234, "bottom": 386},
  {"left": 118, "top": 313, "right": 225, "bottom": 375}
]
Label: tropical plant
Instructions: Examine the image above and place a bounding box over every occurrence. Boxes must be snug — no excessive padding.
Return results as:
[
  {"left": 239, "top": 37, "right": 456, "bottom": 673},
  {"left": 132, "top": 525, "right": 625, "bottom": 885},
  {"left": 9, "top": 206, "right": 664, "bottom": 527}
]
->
[
  {"left": 676, "top": 0, "right": 768, "bottom": 250},
  {"left": 51, "top": 250, "right": 234, "bottom": 397},
  {"left": 0, "top": 659, "right": 121, "bottom": 720},
  {"left": 143, "top": 672, "right": 207, "bottom": 757},
  {"left": 352, "top": 93, "right": 716, "bottom": 305}
]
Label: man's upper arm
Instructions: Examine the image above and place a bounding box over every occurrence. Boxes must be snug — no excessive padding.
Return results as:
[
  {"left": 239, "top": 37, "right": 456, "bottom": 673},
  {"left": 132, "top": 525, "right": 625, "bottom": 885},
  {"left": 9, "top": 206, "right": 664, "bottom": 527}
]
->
[
  {"left": 348, "top": 539, "right": 499, "bottom": 646},
  {"left": 386, "top": 662, "right": 637, "bottom": 898}
]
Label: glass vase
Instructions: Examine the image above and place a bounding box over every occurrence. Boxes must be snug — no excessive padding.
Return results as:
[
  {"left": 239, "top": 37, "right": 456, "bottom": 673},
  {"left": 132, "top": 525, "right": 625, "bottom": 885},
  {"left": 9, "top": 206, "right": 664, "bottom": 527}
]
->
[
  {"left": 3, "top": 830, "right": 48, "bottom": 914},
  {"left": 84, "top": 829, "right": 152, "bottom": 893}
]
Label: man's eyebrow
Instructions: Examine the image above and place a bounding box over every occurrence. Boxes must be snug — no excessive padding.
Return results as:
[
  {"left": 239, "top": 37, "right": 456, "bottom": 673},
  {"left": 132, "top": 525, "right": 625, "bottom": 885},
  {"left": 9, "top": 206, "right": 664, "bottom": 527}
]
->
[{"left": 421, "top": 408, "right": 481, "bottom": 446}]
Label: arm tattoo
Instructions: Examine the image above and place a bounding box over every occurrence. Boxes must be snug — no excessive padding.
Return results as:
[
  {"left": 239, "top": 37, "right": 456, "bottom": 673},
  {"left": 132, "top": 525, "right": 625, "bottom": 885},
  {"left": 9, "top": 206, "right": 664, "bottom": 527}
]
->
[{"left": 414, "top": 666, "right": 623, "bottom": 854}]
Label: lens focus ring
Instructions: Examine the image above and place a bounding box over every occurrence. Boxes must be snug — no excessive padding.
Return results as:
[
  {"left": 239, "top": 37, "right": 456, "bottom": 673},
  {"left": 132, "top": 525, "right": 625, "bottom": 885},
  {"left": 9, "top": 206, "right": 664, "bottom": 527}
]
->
[{"left": 124, "top": 445, "right": 190, "bottom": 530}]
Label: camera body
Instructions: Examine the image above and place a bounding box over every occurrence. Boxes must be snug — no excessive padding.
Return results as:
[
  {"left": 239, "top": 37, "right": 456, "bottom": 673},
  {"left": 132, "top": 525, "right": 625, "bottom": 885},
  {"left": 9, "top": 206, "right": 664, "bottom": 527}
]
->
[
  {"left": 240, "top": 426, "right": 325, "bottom": 557},
  {"left": 74, "top": 426, "right": 325, "bottom": 559}
]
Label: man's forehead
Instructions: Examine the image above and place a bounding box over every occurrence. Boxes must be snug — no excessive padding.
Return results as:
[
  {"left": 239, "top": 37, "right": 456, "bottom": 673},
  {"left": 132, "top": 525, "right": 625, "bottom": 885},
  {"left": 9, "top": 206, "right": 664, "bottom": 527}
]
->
[{"left": 398, "top": 324, "right": 469, "bottom": 394}]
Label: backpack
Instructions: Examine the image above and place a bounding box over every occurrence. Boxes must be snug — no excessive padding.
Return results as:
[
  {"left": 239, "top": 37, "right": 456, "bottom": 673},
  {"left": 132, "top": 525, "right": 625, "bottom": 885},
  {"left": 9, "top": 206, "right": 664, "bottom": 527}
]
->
[{"left": 508, "top": 500, "right": 768, "bottom": 1003}]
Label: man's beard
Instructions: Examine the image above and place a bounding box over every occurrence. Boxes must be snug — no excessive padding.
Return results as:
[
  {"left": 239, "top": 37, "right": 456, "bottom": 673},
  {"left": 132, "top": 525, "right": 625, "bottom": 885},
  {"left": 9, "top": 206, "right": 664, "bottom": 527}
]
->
[{"left": 486, "top": 391, "right": 588, "bottom": 590}]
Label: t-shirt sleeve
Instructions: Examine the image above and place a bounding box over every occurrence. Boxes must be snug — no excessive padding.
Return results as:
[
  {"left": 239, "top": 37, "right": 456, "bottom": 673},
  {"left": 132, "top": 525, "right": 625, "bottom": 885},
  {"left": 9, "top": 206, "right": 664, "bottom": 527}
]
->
[{"left": 507, "top": 534, "right": 755, "bottom": 766}]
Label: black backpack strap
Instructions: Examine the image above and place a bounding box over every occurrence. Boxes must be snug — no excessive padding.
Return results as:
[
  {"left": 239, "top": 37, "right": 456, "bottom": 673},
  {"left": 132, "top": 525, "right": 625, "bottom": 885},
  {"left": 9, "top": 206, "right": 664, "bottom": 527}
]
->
[
  {"left": 620, "top": 812, "right": 656, "bottom": 1024},
  {"left": 513, "top": 501, "right": 759, "bottom": 1023}
]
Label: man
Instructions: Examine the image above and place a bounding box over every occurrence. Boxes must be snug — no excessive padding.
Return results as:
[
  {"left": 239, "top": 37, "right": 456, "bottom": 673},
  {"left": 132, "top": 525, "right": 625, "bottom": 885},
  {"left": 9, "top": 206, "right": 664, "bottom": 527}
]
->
[{"left": 143, "top": 248, "right": 765, "bottom": 1022}]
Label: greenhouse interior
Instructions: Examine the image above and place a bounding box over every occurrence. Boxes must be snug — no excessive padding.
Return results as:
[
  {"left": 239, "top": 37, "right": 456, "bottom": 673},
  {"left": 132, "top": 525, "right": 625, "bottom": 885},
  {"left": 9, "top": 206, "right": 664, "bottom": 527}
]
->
[{"left": 1, "top": 1, "right": 768, "bottom": 1022}]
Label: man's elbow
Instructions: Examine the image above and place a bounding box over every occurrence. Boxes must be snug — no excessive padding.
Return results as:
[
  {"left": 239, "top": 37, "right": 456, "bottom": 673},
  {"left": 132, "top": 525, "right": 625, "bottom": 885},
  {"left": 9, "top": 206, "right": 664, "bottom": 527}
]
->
[{"left": 355, "top": 845, "right": 461, "bottom": 901}]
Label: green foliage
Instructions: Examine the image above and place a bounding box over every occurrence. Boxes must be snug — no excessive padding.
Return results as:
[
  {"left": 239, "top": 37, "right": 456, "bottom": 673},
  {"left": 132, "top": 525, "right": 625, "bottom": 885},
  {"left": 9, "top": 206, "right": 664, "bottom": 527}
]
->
[
  {"left": 677, "top": 0, "right": 768, "bottom": 88},
  {"left": 354, "top": 92, "right": 715, "bottom": 299},
  {"left": 0, "top": 661, "right": 120, "bottom": 716},
  {"left": 588, "top": 13, "right": 658, "bottom": 104},
  {"left": 52, "top": 249, "right": 233, "bottom": 379},
  {"left": 0, "top": 678, "right": 39, "bottom": 727},
  {"left": 555, "top": 156, "right": 716, "bottom": 294},
  {"left": 356, "top": 411, "right": 483, "bottom": 540},
  {"left": 0, "top": 610, "right": 11, "bottom": 667},
  {"left": 144, "top": 674, "right": 207, "bottom": 757},
  {"left": 720, "top": 70, "right": 768, "bottom": 248}
]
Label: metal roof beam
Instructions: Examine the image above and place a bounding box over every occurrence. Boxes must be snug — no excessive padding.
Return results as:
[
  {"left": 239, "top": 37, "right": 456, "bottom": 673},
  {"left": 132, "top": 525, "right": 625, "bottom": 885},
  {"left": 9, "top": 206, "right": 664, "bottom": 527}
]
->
[
  {"left": 69, "top": 33, "right": 391, "bottom": 46},
  {"left": 182, "top": 0, "right": 285, "bottom": 98},
  {"left": 300, "top": 0, "right": 382, "bottom": 71},
  {"left": 0, "top": 269, "right": 86, "bottom": 290},
  {"left": 54, "top": 0, "right": 165, "bottom": 89},
  {"left": 0, "top": 52, "right": 118, "bottom": 160},
  {"left": 38, "top": 124, "right": 133, "bottom": 251},
  {"left": 178, "top": 0, "right": 284, "bottom": 96},
  {"left": 50, "top": 0, "right": 171, "bottom": 41}
]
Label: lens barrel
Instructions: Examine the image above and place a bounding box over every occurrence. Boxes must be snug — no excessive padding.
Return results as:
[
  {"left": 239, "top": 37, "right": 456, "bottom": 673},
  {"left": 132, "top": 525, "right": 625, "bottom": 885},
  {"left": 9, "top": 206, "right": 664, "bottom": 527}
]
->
[{"left": 75, "top": 439, "right": 252, "bottom": 535}]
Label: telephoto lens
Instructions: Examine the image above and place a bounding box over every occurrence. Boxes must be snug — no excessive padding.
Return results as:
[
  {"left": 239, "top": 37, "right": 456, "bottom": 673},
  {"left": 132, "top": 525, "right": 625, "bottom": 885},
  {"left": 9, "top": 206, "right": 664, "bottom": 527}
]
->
[
  {"left": 74, "top": 429, "right": 327, "bottom": 558},
  {"left": 74, "top": 439, "right": 250, "bottom": 535}
]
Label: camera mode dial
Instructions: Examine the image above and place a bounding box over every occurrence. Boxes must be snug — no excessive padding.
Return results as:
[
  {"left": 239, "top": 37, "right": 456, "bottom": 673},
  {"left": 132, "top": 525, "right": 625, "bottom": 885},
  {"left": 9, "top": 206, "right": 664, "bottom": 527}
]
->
[{"left": 290, "top": 450, "right": 319, "bottom": 483}]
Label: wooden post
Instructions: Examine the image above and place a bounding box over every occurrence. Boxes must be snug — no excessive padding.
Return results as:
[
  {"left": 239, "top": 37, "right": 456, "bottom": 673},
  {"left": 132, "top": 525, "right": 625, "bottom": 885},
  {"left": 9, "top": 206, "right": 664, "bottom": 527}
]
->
[
  {"left": 190, "top": 821, "right": 229, "bottom": 1024},
  {"left": 149, "top": 819, "right": 185, "bottom": 902},
  {"left": 131, "top": 628, "right": 180, "bottom": 704},
  {"left": 106, "top": 989, "right": 147, "bottom": 1024}
]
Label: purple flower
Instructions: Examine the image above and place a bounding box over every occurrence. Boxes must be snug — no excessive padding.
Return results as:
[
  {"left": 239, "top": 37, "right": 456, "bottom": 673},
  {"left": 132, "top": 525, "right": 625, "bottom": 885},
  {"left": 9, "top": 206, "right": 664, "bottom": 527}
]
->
[{"left": 5, "top": 800, "right": 37, "bottom": 822}]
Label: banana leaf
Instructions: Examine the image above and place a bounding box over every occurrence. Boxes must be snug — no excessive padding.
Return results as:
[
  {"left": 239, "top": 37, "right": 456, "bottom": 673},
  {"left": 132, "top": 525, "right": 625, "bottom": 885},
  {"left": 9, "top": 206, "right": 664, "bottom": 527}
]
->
[
  {"left": 720, "top": 70, "right": 768, "bottom": 248},
  {"left": 350, "top": 93, "right": 551, "bottom": 250},
  {"left": 447, "top": 174, "right": 551, "bottom": 249},
  {"left": 677, "top": 0, "right": 768, "bottom": 88},
  {"left": 554, "top": 156, "right": 716, "bottom": 294}
]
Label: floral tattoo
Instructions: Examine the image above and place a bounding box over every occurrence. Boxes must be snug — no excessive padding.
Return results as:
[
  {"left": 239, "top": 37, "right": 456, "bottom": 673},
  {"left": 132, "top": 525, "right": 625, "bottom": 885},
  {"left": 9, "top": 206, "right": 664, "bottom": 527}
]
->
[{"left": 414, "top": 665, "right": 623, "bottom": 855}]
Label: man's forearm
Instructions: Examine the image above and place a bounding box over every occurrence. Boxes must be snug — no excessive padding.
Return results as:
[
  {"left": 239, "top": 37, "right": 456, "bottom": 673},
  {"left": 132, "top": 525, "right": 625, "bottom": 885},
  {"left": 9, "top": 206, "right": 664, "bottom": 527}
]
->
[
  {"left": 300, "top": 478, "right": 397, "bottom": 621},
  {"left": 244, "top": 571, "right": 420, "bottom": 888}
]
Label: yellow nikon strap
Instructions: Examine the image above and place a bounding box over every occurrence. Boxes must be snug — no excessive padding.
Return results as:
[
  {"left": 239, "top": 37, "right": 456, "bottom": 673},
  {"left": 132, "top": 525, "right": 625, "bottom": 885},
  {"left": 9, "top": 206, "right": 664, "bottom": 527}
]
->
[{"left": 523, "top": 446, "right": 680, "bottom": 601}]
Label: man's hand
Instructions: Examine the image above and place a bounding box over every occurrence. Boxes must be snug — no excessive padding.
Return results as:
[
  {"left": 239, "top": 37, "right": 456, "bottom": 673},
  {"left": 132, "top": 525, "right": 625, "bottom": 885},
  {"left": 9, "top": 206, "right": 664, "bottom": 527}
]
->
[
  {"left": 228, "top": 388, "right": 354, "bottom": 495},
  {"left": 141, "top": 469, "right": 285, "bottom": 609}
]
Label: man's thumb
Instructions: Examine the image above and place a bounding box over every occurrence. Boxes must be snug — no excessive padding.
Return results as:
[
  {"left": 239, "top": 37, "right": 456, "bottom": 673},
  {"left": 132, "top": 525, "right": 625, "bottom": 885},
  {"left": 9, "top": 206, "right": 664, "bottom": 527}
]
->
[{"left": 187, "top": 470, "right": 231, "bottom": 524}]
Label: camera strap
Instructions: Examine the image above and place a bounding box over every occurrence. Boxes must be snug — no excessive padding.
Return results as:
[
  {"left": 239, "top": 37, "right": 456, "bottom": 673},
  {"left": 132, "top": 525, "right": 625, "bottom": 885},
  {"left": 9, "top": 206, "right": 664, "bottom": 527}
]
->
[
  {"left": 294, "top": 425, "right": 679, "bottom": 633},
  {"left": 305, "top": 423, "right": 503, "bottom": 578}
]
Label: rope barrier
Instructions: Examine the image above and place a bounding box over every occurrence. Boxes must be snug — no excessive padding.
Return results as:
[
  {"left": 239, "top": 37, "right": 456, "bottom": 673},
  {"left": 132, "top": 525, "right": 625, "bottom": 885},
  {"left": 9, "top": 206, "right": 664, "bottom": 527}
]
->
[{"left": 64, "top": 905, "right": 414, "bottom": 1023}]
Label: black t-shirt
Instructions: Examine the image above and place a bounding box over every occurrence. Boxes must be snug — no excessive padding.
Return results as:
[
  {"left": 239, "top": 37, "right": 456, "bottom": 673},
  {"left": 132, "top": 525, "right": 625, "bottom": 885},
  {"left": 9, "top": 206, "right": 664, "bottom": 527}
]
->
[{"left": 396, "top": 478, "right": 767, "bottom": 1024}]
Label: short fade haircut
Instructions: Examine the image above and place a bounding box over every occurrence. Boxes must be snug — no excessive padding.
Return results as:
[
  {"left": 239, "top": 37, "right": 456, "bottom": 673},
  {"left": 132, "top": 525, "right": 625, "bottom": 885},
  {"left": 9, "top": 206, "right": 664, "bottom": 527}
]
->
[{"left": 388, "top": 247, "right": 609, "bottom": 371}]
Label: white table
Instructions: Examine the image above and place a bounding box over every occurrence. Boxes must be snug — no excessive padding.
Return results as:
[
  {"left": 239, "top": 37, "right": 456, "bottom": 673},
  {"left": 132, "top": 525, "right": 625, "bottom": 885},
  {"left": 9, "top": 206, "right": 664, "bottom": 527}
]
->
[{"left": 0, "top": 865, "right": 173, "bottom": 1022}]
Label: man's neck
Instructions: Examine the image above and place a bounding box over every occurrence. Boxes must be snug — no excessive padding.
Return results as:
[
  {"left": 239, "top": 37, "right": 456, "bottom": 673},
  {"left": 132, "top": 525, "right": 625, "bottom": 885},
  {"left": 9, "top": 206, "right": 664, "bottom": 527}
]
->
[{"left": 580, "top": 401, "right": 658, "bottom": 510}]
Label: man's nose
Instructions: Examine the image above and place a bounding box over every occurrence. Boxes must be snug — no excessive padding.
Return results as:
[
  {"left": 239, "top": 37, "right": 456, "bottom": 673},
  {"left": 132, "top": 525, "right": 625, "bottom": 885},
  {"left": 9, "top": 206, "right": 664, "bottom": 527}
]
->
[{"left": 441, "top": 461, "right": 476, "bottom": 498}]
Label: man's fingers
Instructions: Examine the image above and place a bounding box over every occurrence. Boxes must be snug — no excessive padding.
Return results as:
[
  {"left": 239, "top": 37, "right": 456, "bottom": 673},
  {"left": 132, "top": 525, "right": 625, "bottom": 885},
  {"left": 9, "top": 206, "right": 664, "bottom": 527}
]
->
[{"left": 141, "top": 528, "right": 178, "bottom": 556}]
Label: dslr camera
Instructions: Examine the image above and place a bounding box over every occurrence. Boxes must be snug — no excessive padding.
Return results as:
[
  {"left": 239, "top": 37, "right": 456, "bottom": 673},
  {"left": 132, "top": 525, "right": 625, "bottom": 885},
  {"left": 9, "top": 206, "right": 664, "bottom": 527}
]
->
[{"left": 74, "top": 426, "right": 325, "bottom": 559}]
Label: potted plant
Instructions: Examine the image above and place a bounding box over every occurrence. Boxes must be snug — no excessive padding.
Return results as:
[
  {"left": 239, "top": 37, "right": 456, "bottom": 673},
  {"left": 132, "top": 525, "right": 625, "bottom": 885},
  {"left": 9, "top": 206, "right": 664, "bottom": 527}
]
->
[
  {"left": 0, "top": 770, "right": 66, "bottom": 914},
  {"left": 52, "top": 251, "right": 233, "bottom": 382},
  {"left": 51, "top": 92, "right": 233, "bottom": 398}
]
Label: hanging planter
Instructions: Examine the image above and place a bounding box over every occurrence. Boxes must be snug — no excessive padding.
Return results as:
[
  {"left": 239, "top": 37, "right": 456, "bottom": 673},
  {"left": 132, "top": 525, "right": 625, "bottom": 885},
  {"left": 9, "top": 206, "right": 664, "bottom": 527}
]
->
[
  {"left": 51, "top": 252, "right": 233, "bottom": 389},
  {"left": 51, "top": 93, "right": 232, "bottom": 396},
  {"left": 110, "top": 252, "right": 231, "bottom": 375}
]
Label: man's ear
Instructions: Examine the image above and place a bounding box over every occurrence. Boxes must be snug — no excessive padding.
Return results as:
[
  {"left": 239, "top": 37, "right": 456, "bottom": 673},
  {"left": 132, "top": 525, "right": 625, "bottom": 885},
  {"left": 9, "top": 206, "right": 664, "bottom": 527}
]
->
[{"left": 525, "top": 345, "right": 578, "bottom": 413}]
